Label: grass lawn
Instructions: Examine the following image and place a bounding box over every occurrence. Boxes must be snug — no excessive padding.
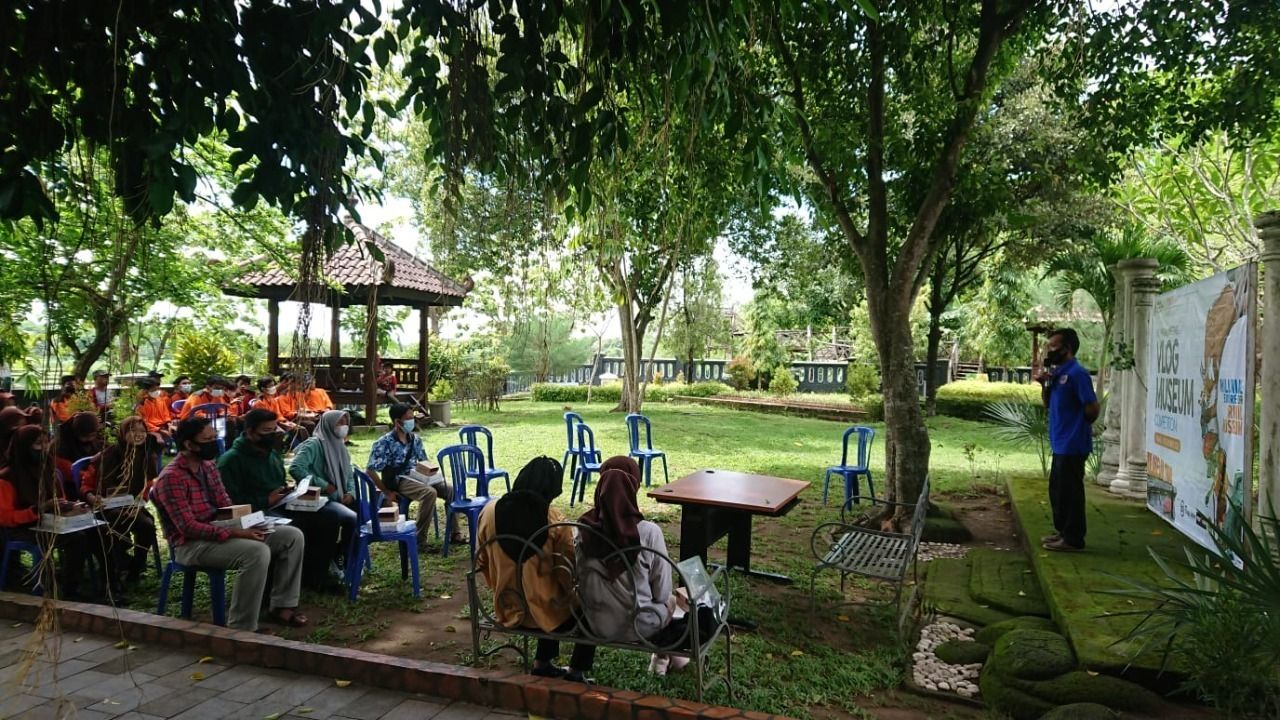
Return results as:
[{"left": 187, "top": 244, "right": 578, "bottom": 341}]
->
[{"left": 123, "top": 400, "right": 1040, "bottom": 718}]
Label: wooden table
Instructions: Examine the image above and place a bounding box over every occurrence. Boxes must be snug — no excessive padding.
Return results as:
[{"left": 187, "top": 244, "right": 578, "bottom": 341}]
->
[{"left": 649, "top": 469, "right": 809, "bottom": 584}]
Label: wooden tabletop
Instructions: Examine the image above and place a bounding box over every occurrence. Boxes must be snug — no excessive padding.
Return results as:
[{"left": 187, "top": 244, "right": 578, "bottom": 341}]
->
[{"left": 648, "top": 469, "right": 809, "bottom": 515}]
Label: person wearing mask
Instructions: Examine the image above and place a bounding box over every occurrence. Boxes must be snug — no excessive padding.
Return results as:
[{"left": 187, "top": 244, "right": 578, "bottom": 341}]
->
[
  {"left": 252, "top": 376, "right": 309, "bottom": 446},
  {"left": 300, "top": 374, "right": 334, "bottom": 415},
  {"left": 578, "top": 456, "right": 688, "bottom": 676},
  {"left": 230, "top": 375, "right": 256, "bottom": 415},
  {"left": 0, "top": 407, "right": 27, "bottom": 467},
  {"left": 170, "top": 376, "right": 194, "bottom": 405},
  {"left": 153, "top": 417, "right": 307, "bottom": 631},
  {"left": 89, "top": 369, "right": 114, "bottom": 419},
  {"left": 55, "top": 412, "right": 105, "bottom": 501},
  {"left": 1035, "top": 327, "right": 1100, "bottom": 553},
  {"left": 474, "top": 457, "right": 594, "bottom": 681},
  {"left": 0, "top": 425, "right": 112, "bottom": 601},
  {"left": 286, "top": 410, "right": 359, "bottom": 581},
  {"left": 135, "top": 377, "right": 176, "bottom": 444},
  {"left": 82, "top": 416, "right": 159, "bottom": 589},
  {"left": 278, "top": 373, "right": 319, "bottom": 434},
  {"left": 178, "top": 375, "right": 234, "bottom": 419},
  {"left": 365, "top": 403, "right": 458, "bottom": 550}
]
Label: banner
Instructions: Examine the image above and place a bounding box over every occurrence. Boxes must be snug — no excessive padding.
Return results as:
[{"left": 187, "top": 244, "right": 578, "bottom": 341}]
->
[{"left": 1145, "top": 263, "right": 1256, "bottom": 553}]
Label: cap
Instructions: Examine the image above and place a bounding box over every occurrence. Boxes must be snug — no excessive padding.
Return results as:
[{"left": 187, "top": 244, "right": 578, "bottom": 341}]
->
[
  {"left": 136, "top": 378, "right": 160, "bottom": 389},
  {"left": 148, "top": 370, "right": 164, "bottom": 379},
  {"left": 92, "top": 369, "right": 110, "bottom": 378}
]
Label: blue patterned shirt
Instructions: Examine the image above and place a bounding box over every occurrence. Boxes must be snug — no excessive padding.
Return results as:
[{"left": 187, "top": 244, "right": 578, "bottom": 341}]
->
[{"left": 366, "top": 429, "right": 428, "bottom": 486}]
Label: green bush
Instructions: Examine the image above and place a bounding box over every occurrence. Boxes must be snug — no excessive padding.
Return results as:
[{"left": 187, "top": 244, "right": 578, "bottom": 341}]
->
[
  {"left": 857, "top": 393, "right": 884, "bottom": 421},
  {"left": 173, "top": 331, "right": 237, "bottom": 387},
  {"left": 846, "top": 362, "right": 880, "bottom": 398},
  {"left": 934, "top": 639, "right": 991, "bottom": 665},
  {"left": 725, "top": 355, "right": 754, "bottom": 390},
  {"left": 934, "top": 380, "right": 1039, "bottom": 420},
  {"left": 768, "top": 365, "right": 798, "bottom": 396},
  {"left": 429, "top": 378, "right": 454, "bottom": 401},
  {"left": 530, "top": 381, "right": 731, "bottom": 404}
]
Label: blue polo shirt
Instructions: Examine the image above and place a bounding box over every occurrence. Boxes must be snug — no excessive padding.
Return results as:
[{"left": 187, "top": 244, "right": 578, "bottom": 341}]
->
[{"left": 1047, "top": 358, "right": 1097, "bottom": 456}]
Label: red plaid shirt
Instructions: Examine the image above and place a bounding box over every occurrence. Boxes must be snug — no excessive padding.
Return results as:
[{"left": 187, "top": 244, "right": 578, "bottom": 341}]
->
[{"left": 153, "top": 453, "right": 233, "bottom": 546}]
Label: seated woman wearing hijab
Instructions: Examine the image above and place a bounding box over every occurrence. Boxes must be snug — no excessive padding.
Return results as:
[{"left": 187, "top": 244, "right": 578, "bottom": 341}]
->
[
  {"left": 287, "top": 410, "right": 359, "bottom": 581},
  {"left": 0, "top": 407, "right": 29, "bottom": 467},
  {"left": 475, "top": 456, "right": 596, "bottom": 682},
  {"left": 82, "top": 416, "right": 160, "bottom": 590},
  {"left": 578, "top": 456, "right": 689, "bottom": 676},
  {"left": 0, "top": 426, "right": 114, "bottom": 601}
]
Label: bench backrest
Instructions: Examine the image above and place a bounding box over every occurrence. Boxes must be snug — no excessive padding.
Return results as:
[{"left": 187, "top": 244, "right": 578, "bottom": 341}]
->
[{"left": 908, "top": 476, "right": 931, "bottom": 548}]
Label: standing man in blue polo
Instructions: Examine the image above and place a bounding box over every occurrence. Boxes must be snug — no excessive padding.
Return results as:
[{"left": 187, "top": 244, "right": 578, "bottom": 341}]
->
[{"left": 1036, "top": 328, "right": 1100, "bottom": 552}]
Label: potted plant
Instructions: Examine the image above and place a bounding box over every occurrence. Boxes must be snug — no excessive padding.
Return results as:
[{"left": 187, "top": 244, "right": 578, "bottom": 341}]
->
[{"left": 428, "top": 379, "right": 454, "bottom": 426}]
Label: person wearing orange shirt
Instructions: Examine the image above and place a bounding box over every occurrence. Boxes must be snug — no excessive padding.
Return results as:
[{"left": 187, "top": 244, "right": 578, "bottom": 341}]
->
[
  {"left": 179, "top": 375, "right": 244, "bottom": 448},
  {"left": 135, "top": 377, "right": 176, "bottom": 443},
  {"left": 230, "top": 375, "right": 257, "bottom": 415},
  {"left": 277, "top": 373, "right": 318, "bottom": 434},
  {"left": 170, "top": 375, "right": 193, "bottom": 406},
  {"left": 49, "top": 380, "right": 92, "bottom": 425},
  {"left": 252, "top": 376, "right": 310, "bottom": 445},
  {"left": 301, "top": 374, "right": 334, "bottom": 414}
]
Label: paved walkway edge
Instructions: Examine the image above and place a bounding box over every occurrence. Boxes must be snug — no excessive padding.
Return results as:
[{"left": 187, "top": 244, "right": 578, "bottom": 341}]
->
[{"left": 0, "top": 592, "right": 783, "bottom": 720}]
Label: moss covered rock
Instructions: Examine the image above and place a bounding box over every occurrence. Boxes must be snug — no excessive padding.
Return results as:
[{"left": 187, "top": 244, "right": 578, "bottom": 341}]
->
[
  {"left": 980, "top": 664, "right": 1053, "bottom": 720},
  {"left": 1008, "top": 671, "right": 1163, "bottom": 713},
  {"left": 974, "top": 616, "right": 1058, "bottom": 645},
  {"left": 1038, "top": 703, "right": 1117, "bottom": 720},
  {"left": 922, "top": 515, "right": 973, "bottom": 543},
  {"left": 923, "top": 558, "right": 1016, "bottom": 626},
  {"left": 968, "top": 548, "right": 1049, "bottom": 617},
  {"left": 990, "top": 629, "right": 1076, "bottom": 680},
  {"left": 934, "top": 639, "right": 991, "bottom": 665}
]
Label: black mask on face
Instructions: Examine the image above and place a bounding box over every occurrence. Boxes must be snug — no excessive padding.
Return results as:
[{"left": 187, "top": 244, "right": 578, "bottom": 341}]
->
[
  {"left": 194, "top": 440, "right": 219, "bottom": 461},
  {"left": 252, "top": 432, "right": 276, "bottom": 450},
  {"left": 1045, "top": 348, "right": 1066, "bottom": 366}
]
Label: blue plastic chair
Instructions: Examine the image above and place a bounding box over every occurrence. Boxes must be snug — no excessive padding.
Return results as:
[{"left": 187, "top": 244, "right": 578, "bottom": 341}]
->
[
  {"left": 561, "top": 412, "right": 599, "bottom": 480},
  {"left": 348, "top": 469, "right": 421, "bottom": 602},
  {"left": 169, "top": 399, "right": 185, "bottom": 414},
  {"left": 823, "top": 426, "right": 876, "bottom": 506},
  {"left": 189, "top": 403, "right": 230, "bottom": 454},
  {"left": 437, "top": 444, "right": 492, "bottom": 558},
  {"left": 570, "top": 423, "right": 604, "bottom": 508},
  {"left": 624, "top": 414, "right": 669, "bottom": 487},
  {"left": 0, "top": 535, "right": 45, "bottom": 595},
  {"left": 457, "top": 425, "right": 510, "bottom": 494},
  {"left": 152, "top": 492, "right": 227, "bottom": 625}
]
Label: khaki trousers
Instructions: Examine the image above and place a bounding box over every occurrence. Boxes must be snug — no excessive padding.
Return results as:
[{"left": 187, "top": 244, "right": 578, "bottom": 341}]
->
[
  {"left": 397, "top": 473, "right": 455, "bottom": 547},
  {"left": 174, "top": 525, "right": 304, "bottom": 632}
]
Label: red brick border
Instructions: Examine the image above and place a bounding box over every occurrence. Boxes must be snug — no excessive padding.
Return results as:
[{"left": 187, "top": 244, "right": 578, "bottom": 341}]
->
[{"left": 0, "top": 592, "right": 789, "bottom": 720}]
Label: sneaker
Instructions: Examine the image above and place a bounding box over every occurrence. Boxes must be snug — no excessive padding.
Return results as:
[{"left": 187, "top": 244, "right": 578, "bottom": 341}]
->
[
  {"left": 531, "top": 663, "right": 567, "bottom": 679},
  {"left": 1042, "top": 538, "right": 1084, "bottom": 552},
  {"left": 564, "top": 670, "right": 592, "bottom": 684},
  {"left": 1040, "top": 533, "right": 1061, "bottom": 544},
  {"left": 648, "top": 653, "right": 670, "bottom": 676},
  {"left": 667, "top": 656, "right": 691, "bottom": 673}
]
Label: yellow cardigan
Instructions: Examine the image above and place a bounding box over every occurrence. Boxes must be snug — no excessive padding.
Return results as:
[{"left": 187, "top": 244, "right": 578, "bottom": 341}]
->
[{"left": 474, "top": 503, "right": 577, "bottom": 633}]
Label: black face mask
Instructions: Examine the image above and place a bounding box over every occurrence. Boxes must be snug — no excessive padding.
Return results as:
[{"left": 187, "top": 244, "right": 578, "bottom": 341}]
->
[
  {"left": 252, "top": 433, "right": 276, "bottom": 450},
  {"left": 1045, "top": 349, "right": 1066, "bottom": 366},
  {"left": 194, "top": 440, "right": 219, "bottom": 461}
]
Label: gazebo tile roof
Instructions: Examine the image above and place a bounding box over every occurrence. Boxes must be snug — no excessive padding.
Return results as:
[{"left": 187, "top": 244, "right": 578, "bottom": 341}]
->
[{"left": 231, "top": 214, "right": 468, "bottom": 303}]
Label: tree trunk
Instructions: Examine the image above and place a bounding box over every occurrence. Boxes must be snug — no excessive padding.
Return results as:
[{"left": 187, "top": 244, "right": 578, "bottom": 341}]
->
[
  {"left": 614, "top": 295, "right": 646, "bottom": 414},
  {"left": 923, "top": 280, "right": 946, "bottom": 415},
  {"left": 874, "top": 304, "right": 931, "bottom": 525}
]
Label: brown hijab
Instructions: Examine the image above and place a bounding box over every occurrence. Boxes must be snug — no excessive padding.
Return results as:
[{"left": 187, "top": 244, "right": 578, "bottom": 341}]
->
[
  {"left": 600, "top": 455, "right": 641, "bottom": 484},
  {"left": 3, "top": 425, "right": 57, "bottom": 510},
  {"left": 578, "top": 460, "right": 645, "bottom": 580},
  {"left": 0, "top": 407, "right": 26, "bottom": 465},
  {"left": 57, "top": 412, "right": 102, "bottom": 461}
]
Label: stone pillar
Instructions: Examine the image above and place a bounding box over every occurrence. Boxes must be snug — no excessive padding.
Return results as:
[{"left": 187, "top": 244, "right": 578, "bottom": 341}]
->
[
  {"left": 1097, "top": 264, "right": 1127, "bottom": 487},
  {"left": 1256, "top": 212, "right": 1280, "bottom": 524},
  {"left": 1111, "top": 258, "right": 1160, "bottom": 498}
]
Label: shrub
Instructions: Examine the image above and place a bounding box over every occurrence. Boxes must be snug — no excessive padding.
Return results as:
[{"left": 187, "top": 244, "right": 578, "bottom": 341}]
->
[
  {"left": 173, "top": 331, "right": 237, "bottom": 387},
  {"left": 857, "top": 393, "right": 884, "bottom": 421},
  {"left": 934, "top": 380, "right": 1039, "bottom": 420},
  {"left": 531, "top": 381, "right": 731, "bottom": 404},
  {"left": 429, "top": 378, "right": 454, "bottom": 402},
  {"left": 846, "top": 362, "right": 881, "bottom": 398},
  {"left": 768, "top": 365, "right": 798, "bottom": 396},
  {"left": 725, "top": 355, "right": 754, "bottom": 390},
  {"left": 985, "top": 399, "right": 1049, "bottom": 478}
]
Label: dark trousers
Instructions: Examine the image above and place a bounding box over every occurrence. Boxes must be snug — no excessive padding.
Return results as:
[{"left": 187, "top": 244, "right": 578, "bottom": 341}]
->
[
  {"left": 534, "top": 619, "right": 597, "bottom": 672},
  {"left": 1049, "top": 454, "right": 1087, "bottom": 548}
]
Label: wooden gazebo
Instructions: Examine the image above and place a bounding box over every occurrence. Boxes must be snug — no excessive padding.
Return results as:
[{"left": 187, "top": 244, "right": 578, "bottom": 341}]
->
[{"left": 223, "top": 214, "right": 470, "bottom": 422}]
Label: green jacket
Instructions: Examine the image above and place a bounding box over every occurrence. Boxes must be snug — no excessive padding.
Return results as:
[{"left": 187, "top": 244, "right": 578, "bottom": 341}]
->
[
  {"left": 217, "top": 436, "right": 287, "bottom": 512},
  {"left": 288, "top": 436, "right": 354, "bottom": 500}
]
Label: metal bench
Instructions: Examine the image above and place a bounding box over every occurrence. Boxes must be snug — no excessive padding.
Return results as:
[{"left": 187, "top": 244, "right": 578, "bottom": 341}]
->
[
  {"left": 808, "top": 476, "right": 931, "bottom": 632},
  {"left": 467, "top": 521, "right": 733, "bottom": 702}
]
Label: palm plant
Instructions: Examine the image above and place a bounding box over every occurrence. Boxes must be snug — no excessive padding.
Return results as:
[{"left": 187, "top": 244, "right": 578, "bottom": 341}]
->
[
  {"left": 983, "top": 399, "right": 1049, "bottom": 477},
  {"left": 1044, "top": 225, "right": 1192, "bottom": 389},
  {"left": 1108, "top": 507, "right": 1280, "bottom": 717}
]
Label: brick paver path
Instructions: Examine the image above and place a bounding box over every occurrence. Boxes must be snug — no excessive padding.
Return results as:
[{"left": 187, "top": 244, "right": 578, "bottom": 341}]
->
[{"left": 0, "top": 622, "right": 521, "bottom": 720}]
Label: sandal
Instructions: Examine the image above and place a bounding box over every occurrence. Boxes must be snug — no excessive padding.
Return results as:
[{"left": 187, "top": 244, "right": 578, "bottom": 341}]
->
[{"left": 267, "top": 608, "right": 309, "bottom": 627}]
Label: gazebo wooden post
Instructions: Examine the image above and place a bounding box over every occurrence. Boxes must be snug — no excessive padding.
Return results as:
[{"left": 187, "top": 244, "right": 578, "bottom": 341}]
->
[
  {"left": 329, "top": 298, "right": 341, "bottom": 387},
  {"left": 418, "top": 305, "right": 430, "bottom": 402},
  {"left": 267, "top": 299, "right": 280, "bottom": 375},
  {"left": 364, "top": 298, "right": 379, "bottom": 426}
]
